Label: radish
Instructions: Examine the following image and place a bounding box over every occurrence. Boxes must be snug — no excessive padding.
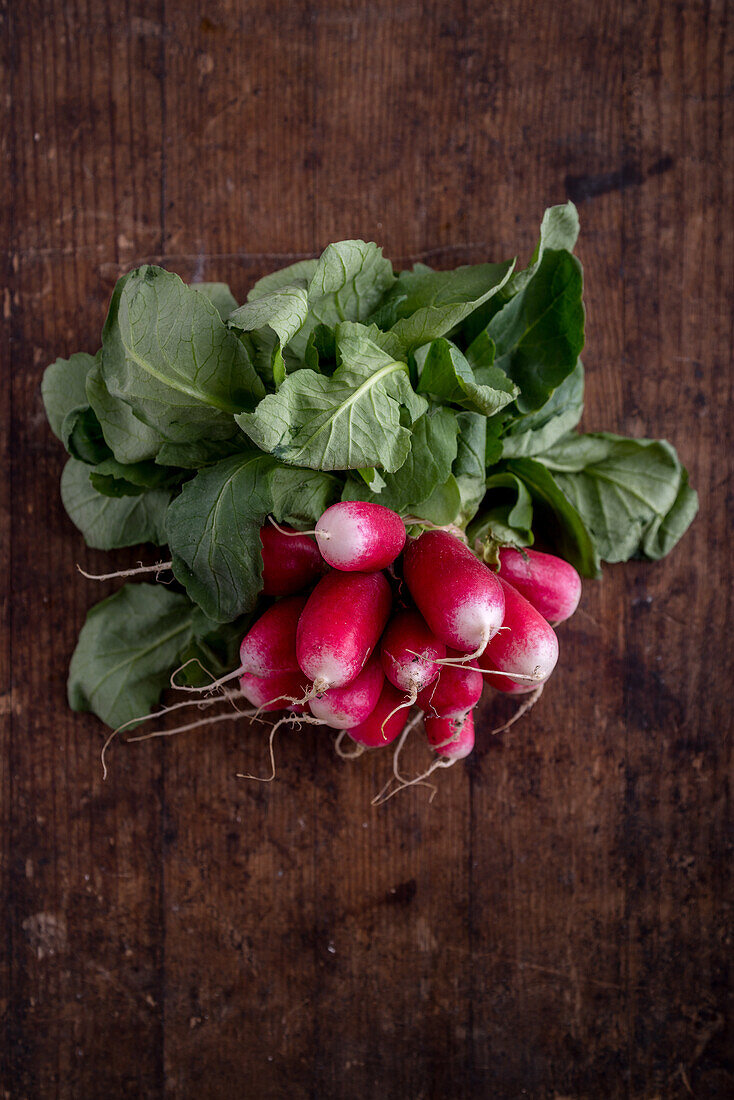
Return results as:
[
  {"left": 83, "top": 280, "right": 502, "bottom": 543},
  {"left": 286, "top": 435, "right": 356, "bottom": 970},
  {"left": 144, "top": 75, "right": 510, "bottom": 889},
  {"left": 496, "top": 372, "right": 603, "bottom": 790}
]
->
[
  {"left": 309, "top": 654, "right": 384, "bottom": 729},
  {"left": 403, "top": 530, "right": 505, "bottom": 656},
  {"left": 296, "top": 570, "right": 392, "bottom": 694},
  {"left": 417, "top": 650, "right": 483, "bottom": 717},
  {"left": 260, "top": 524, "right": 325, "bottom": 596},
  {"left": 498, "top": 547, "right": 582, "bottom": 625},
  {"left": 479, "top": 577, "right": 559, "bottom": 690},
  {"left": 239, "top": 595, "right": 306, "bottom": 677},
  {"left": 345, "top": 682, "right": 411, "bottom": 748},
  {"left": 315, "top": 501, "right": 406, "bottom": 572},
  {"left": 425, "top": 709, "right": 476, "bottom": 760},
  {"left": 239, "top": 668, "right": 310, "bottom": 711},
  {"left": 380, "top": 609, "right": 446, "bottom": 702}
]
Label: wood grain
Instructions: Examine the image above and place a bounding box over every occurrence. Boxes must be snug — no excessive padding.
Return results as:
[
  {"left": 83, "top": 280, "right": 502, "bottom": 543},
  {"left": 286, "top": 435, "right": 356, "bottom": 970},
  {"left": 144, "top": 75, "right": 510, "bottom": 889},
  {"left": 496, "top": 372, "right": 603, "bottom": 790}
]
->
[{"left": 1, "top": 1, "right": 731, "bottom": 1097}]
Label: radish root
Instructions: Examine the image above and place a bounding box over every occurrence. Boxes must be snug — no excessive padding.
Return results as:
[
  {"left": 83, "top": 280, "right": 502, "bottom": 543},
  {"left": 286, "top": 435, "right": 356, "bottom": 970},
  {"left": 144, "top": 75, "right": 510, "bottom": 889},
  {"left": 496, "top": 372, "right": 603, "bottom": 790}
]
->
[
  {"left": 334, "top": 730, "right": 365, "bottom": 759},
  {"left": 267, "top": 516, "right": 321, "bottom": 539},
  {"left": 170, "top": 660, "right": 244, "bottom": 693},
  {"left": 236, "top": 713, "right": 323, "bottom": 784},
  {"left": 100, "top": 692, "right": 258, "bottom": 779},
  {"left": 78, "top": 560, "right": 173, "bottom": 581},
  {"left": 127, "top": 707, "right": 259, "bottom": 745},
  {"left": 433, "top": 632, "right": 490, "bottom": 666},
  {"left": 490, "top": 683, "right": 545, "bottom": 736},
  {"left": 380, "top": 685, "right": 418, "bottom": 739}
]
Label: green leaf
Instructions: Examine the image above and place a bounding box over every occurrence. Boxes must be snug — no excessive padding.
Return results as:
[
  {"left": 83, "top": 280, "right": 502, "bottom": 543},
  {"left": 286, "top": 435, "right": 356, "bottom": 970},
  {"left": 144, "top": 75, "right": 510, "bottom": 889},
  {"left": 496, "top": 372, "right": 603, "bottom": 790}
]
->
[
  {"left": 510, "top": 202, "right": 580, "bottom": 295},
  {"left": 101, "top": 267, "right": 265, "bottom": 444},
  {"left": 642, "top": 467, "right": 699, "bottom": 560},
  {"left": 386, "top": 260, "right": 516, "bottom": 354},
  {"left": 308, "top": 240, "right": 395, "bottom": 326},
  {"left": 68, "top": 584, "right": 196, "bottom": 730},
  {"left": 501, "top": 359, "right": 585, "bottom": 458},
  {"left": 228, "top": 284, "right": 310, "bottom": 381},
  {"left": 453, "top": 411, "right": 487, "bottom": 524},
  {"left": 267, "top": 466, "right": 341, "bottom": 526},
  {"left": 86, "top": 357, "right": 168, "bottom": 464},
  {"left": 464, "top": 329, "right": 497, "bottom": 372},
  {"left": 248, "top": 258, "right": 318, "bottom": 301},
  {"left": 89, "top": 457, "right": 184, "bottom": 498},
  {"left": 304, "top": 323, "right": 337, "bottom": 374},
  {"left": 488, "top": 249, "right": 584, "bottom": 412},
  {"left": 60, "top": 458, "right": 170, "bottom": 549},
  {"left": 414, "top": 474, "right": 463, "bottom": 526},
  {"left": 154, "top": 435, "right": 250, "bottom": 469},
  {"left": 191, "top": 282, "right": 238, "bottom": 318},
  {"left": 65, "top": 407, "right": 112, "bottom": 465},
  {"left": 42, "top": 351, "right": 96, "bottom": 441},
  {"left": 416, "top": 338, "right": 518, "bottom": 416},
  {"left": 535, "top": 432, "right": 693, "bottom": 562},
  {"left": 469, "top": 472, "right": 535, "bottom": 551},
  {"left": 235, "top": 323, "right": 427, "bottom": 472},
  {"left": 503, "top": 457, "right": 601, "bottom": 577},
  {"left": 166, "top": 451, "right": 275, "bottom": 622},
  {"left": 341, "top": 405, "right": 458, "bottom": 514},
  {"left": 175, "top": 608, "right": 252, "bottom": 688}
]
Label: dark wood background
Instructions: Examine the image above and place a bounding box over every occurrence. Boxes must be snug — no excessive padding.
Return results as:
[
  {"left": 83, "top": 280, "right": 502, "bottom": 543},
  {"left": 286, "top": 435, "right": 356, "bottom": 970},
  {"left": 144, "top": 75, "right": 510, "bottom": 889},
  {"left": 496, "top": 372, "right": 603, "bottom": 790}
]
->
[{"left": 1, "top": 1, "right": 732, "bottom": 1097}]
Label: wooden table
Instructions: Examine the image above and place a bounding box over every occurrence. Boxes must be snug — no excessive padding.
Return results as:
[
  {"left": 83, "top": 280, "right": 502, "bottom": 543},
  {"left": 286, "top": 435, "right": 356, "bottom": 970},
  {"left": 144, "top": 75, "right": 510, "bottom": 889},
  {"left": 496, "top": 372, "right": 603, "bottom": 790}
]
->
[{"left": 2, "top": 2, "right": 731, "bottom": 1096}]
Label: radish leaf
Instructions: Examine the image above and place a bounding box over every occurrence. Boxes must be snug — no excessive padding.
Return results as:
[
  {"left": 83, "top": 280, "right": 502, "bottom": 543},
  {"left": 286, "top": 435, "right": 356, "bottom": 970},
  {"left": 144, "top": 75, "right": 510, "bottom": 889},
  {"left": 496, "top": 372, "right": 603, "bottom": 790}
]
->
[{"left": 61, "top": 459, "right": 170, "bottom": 549}]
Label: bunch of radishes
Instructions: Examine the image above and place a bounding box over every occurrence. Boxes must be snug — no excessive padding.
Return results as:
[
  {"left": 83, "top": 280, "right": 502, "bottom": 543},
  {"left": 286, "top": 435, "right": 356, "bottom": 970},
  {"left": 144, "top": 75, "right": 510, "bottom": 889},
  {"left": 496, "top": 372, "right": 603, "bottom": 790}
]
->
[{"left": 235, "top": 501, "right": 581, "bottom": 783}]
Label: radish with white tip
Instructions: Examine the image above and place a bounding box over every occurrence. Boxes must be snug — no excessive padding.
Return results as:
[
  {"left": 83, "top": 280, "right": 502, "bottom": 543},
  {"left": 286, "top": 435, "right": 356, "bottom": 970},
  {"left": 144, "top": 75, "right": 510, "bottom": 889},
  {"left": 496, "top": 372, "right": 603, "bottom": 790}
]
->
[
  {"left": 479, "top": 577, "right": 559, "bottom": 690},
  {"left": 296, "top": 570, "right": 392, "bottom": 696},
  {"left": 315, "top": 501, "right": 406, "bottom": 571},
  {"left": 309, "top": 654, "right": 384, "bottom": 729},
  {"left": 403, "top": 530, "right": 505, "bottom": 658}
]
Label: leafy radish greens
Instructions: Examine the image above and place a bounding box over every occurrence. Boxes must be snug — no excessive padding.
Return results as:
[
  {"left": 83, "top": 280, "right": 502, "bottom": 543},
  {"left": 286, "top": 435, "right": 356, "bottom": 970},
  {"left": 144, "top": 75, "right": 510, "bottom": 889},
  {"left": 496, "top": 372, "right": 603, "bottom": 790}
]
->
[{"left": 41, "top": 204, "right": 698, "bottom": 730}]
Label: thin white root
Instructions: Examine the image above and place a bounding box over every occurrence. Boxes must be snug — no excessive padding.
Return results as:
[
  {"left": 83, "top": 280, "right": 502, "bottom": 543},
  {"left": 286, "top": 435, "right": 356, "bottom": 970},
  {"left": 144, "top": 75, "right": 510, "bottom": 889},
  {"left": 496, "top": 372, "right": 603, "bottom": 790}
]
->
[
  {"left": 371, "top": 711, "right": 436, "bottom": 806},
  {"left": 100, "top": 691, "right": 255, "bottom": 779},
  {"left": 334, "top": 730, "right": 365, "bottom": 760},
  {"left": 476, "top": 666, "right": 544, "bottom": 683},
  {"left": 283, "top": 678, "right": 328, "bottom": 707},
  {"left": 433, "top": 632, "right": 490, "bottom": 666},
  {"left": 267, "top": 515, "right": 321, "bottom": 538},
  {"left": 78, "top": 560, "right": 173, "bottom": 581},
  {"left": 373, "top": 757, "right": 453, "bottom": 807},
  {"left": 235, "top": 714, "right": 323, "bottom": 784},
  {"left": 490, "top": 683, "right": 545, "bottom": 737},
  {"left": 236, "top": 718, "right": 284, "bottom": 783},
  {"left": 170, "top": 661, "right": 244, "bottom": 693},
  {"left": 126, "top": 707, "right": 260, "bottom": 744},
  {"left": 380, "top": 686, "right": 417, "bottom": 739}
]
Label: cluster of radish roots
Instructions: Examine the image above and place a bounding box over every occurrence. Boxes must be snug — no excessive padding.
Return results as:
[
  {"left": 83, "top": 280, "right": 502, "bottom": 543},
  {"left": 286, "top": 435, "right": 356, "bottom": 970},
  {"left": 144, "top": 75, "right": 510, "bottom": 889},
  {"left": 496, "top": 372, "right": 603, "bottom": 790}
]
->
[{"left": 100, "top": 660, "right": 543, "bottom": 805}]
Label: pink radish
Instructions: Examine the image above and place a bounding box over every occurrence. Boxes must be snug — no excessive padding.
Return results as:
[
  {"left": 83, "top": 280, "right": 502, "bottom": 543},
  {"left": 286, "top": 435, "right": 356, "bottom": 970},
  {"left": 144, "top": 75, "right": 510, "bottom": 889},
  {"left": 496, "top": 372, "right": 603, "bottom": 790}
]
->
[
  {"left": 239, "top": 595, "right": 306, "bottom": 677},
  {"left": 380, "top": 609, "right": 446, "bottom": 701},
  {"left": 498, "top": 547, "right": 581, "bottom": 625},
  {"left": 425, "top": 709, "right": 476, "bottom": 760},
  {"left": 309, "top": 654, "right": 384, "bottom": 729},
  {"left": 239, "top": 668, "right": 310, "bottom": 711},
  {"left": 417, "top": 649, "right": 483, "bottom": 717},
  {"left": 479, "top": 577, "right": 559, "bottom": 690},
  {"left": 345, "top": 682, "right": 411, "bottom": 748},
  {"left": 260, "top": 524, "right": 325, "bottom": 596},
  {"left": 315, "top": 501, "right": 406, "bottom": 571},
  {"left": 296, "top": 570, "right": 392, "bottom": 693},
  {"left": 403, "top": 530, "right": 505, "bottom": 656}
]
